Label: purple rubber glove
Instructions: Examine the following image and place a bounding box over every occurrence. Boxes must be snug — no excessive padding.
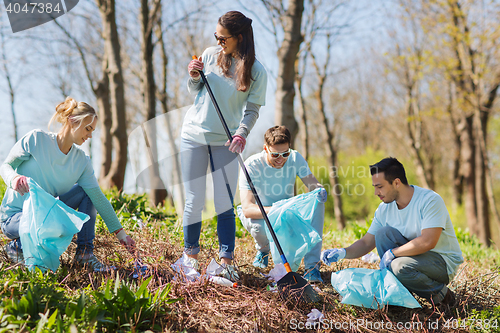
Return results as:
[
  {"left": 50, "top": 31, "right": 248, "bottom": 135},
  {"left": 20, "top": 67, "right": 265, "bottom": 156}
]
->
[
  {"left": 13, "top": 175, "right": 29, "bottom": 195},
  {"left": 188, "top": 57, "right": 203, "bottom": 79},
  {"left": 225, "top": 135, "right": 246, "bottom": 154}
]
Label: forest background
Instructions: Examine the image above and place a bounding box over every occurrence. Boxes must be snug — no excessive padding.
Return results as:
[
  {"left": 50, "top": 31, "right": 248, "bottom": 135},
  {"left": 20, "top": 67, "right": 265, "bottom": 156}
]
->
[{"left": 1, "top": 0, "right": 500, "bottom": 249}]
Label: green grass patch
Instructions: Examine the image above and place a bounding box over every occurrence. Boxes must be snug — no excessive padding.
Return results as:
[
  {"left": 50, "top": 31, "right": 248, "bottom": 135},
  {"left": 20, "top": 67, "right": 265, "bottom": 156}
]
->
[{"left": 0, "top": 264, "right": 179, "bottom": 332}]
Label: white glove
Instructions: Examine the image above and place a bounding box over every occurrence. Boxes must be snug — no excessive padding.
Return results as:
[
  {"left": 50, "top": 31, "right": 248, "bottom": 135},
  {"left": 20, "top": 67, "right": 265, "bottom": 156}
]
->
[
  {"left": 379, "top": 249, "right": 395, "bottom": 269},
  {"left": 321, "top": 248, "right": 346, "bottom": 265},
  {"left": 317, "top": 187, "right": 327, "bottom": 203}
]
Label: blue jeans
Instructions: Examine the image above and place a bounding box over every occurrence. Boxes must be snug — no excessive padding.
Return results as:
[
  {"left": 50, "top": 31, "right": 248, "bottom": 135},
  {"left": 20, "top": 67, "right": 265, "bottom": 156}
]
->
[
  {"left": 375, "top": 226, "right": 450, "bottom": 302},
  {"left": 181, "top": 138, "right": 238, "bottom": 259},
  {"left": 1, "top": 185, "right": 97, "bottom": 255}
]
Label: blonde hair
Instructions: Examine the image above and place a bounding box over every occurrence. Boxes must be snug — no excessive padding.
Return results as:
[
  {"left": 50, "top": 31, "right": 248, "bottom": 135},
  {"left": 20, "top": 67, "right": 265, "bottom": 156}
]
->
[{"left": 49, "top": 97, "right": 97, "bottom": 130}]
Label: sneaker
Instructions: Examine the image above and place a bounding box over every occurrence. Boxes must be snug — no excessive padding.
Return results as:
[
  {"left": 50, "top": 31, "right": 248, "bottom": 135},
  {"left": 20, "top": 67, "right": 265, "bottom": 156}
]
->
[
  {"left": 435, "top": 288, "right": 456, "bottom": 310},
  {"left": 304, "top": 267, "right": 323, "bottom": 283},
  {"left": 252, "top": 251, "right": 269, "bottom": 269},
  {"left": 220, "top": 264, "right": 240, "bottom": 282},
  {"left": 4, "top": 241, "right": 24, "bottom": 265},
  {"left": 75, "top": 254, "right": 115, "bottom": 272}
]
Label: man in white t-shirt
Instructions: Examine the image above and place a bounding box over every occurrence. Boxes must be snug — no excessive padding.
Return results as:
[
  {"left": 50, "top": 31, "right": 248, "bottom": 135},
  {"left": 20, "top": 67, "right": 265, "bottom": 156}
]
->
[
  {"left": 321, "top": 157, "right": 463, "bottom": 306},
  {"left": 238, "top": 126, "right": 327, "bottom": 282}
]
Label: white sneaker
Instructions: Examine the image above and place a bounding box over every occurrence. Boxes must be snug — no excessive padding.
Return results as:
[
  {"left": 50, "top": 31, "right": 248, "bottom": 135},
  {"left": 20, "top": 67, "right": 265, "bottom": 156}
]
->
[{"left": 188, "top": 257, "right": 200, "bottom": 271}]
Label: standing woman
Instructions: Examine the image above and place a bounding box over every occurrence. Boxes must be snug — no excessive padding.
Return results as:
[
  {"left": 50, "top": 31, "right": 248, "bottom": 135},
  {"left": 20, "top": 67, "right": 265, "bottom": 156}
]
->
[
  {"left": 182, "top": 11, "right": 267, "bottom": 280},
  {"left": 0, "top": 97, "right": 136, "bottom": 271}
]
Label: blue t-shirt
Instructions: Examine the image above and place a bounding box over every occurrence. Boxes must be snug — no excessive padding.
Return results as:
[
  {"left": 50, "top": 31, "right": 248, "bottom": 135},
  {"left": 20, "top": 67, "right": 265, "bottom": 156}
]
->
[
  {"left": 367, "top": 185, "right": 464, "bottom": 279},
  {"left": 182, "top": 46, "right": 267, "bottom": 145},
  {"left": 239, "top": 150, "right": 311, "bottom": 206},
  {"left": 0, "top": 130, "right": 99, "bottom": 222}
]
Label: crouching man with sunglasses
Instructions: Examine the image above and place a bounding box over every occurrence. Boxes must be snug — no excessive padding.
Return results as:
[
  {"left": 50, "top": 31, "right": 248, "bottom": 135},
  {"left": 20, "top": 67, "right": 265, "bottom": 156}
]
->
[{"left": 237, "top": 126, "right": 327, "bottom": 283}]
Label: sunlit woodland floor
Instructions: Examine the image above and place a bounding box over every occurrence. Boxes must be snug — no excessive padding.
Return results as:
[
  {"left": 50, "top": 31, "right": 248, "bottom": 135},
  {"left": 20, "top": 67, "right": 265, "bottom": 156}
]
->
[{"left": 2, "top": 221, "right": 493, "bottom": 333}]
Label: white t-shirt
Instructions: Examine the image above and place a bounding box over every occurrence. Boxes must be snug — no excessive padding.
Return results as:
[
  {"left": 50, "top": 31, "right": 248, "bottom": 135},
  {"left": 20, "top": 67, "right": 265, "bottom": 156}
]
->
[
  {"left": 368, "top": 185, "right": 464, "bottom": 280},
  {"left": 181, "top": 46, "right": 267, "bottom": 145},
  {"left": 239, "top": 150, "right": 311, "bottom": 206}
]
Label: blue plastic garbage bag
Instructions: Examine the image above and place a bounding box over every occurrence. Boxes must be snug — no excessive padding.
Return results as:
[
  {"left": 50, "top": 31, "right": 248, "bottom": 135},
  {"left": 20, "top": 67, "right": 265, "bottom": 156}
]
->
[
  {"left": 18, "top": 178, "right": 89, "bottom": 272},
  {"left": 265, "top": 188, "right": 323, "bottom": 271},
  {"left": 331, "top": 268, "right": 421, "bottom": 309}
]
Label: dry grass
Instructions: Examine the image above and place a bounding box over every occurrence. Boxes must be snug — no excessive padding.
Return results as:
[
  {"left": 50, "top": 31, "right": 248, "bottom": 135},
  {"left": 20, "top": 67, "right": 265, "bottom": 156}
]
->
[{"left": 3, "top": 224, "right": 499, "bottom": 333}]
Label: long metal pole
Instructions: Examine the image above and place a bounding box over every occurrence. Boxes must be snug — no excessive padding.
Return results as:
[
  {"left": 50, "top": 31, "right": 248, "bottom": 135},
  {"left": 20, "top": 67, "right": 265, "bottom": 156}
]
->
[{"left": 198, "top": 69, "right": 291, "bottom": 271}]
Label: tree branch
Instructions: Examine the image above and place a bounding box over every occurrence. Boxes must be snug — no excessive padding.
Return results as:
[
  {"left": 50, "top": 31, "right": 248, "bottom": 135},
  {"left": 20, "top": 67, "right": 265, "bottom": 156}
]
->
[{"left": 53, "top": 19, "right": 96, "bottom": 93}]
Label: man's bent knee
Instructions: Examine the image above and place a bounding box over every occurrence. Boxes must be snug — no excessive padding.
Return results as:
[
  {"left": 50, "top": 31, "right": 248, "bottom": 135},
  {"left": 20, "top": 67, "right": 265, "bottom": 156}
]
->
[
  {"left": 375, "top": 226, "right": 399, "bottom": 240},
  {"left": 389, "top": 257, "right": 416, "bottom": 279}
]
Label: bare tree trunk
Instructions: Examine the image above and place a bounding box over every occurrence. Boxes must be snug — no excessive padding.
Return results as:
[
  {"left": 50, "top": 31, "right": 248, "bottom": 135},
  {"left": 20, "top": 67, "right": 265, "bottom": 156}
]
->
[
  {"left": 449, "top": 0, "right": 496, "bottom": 245},
  {"left": 311, "top": 42, "right": 345, "bottom": 229},
  {"left": 315, "top": 88, "right": 345, "bottom": 229},
  {"left": 460, "top": 116, "right": 480, "bottom": 236},
  {"left": 140, "top": 0, "right": 167, "bottom": 207},
  {"left": 295, "top": 44, "right": 310, "bottom": 161},
  {"left": 295, "top": 55, "right": 309, "bottom": 160},
  {"left": 95, "top": 55, "right": 113, "bottom": 185},
  {"left": 156, "top": 16, "right": 184, "bottom": 213},
  {"left": 7, "top": 81, "right": 16, "bottom": 141},
  {"left": 97, "top": 0, "right": 128, "bottom": 190},
  {"left": 474, "top": 109, "right": 491, "bottom": 245},
  {"left": 405, "top": 89, "right": 432, "bottom": 189},
  {"left": 274, "top": 0, "right": 304, "bottom": 145},
  {"left": 0, "top": 31, "right": 18, "bottom": 142},
  {"left": 447, "top": 84, "right": 464, "bottom": 206},
  {"left": 52, "top": 19, "right": 113, "bottom": 183},
  {"left": 393, "top": 39, "right": 436, "bottom": 190},
  {"left": 486, "top": 159, "right": 500, "bottom": 232}
]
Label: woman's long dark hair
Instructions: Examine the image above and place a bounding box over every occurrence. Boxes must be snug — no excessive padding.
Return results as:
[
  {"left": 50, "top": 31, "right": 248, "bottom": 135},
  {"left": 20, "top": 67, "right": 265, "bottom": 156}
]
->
[{"left": 216, "top": 11, "right": 255, "bottom": 92}]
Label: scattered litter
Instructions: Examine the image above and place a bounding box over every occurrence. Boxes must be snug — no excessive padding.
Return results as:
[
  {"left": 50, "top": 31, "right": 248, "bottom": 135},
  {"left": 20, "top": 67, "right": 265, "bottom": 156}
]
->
[
  {"left": 312, "top": 285, "right": 322, "bottom": 293},
  {"left": 171, "top": 253, "right": 200, "bottom": 281},
  {"left": 266, "top": 284, "right": 278, "bottom": 292},
  {"left": 306, "top": 309, "right": 324, "bottom": 324},
  {"left": 266, "top": 263, "right": 287, "bottom": 282},
  {"left": 361, "top": 252, "right": 379, "bottom": 264},
  {"left": 131, "top": 216, "right": 145, "bottom": 229},
  {"left": 207, "top": 276, "right": 237, "bottom": 287},
  {"left": 132, "top": 259, "right": 148, "bottom": 278},
  {"left": 171, "top": 255, "right": 237, "bottom": 287},
  {"left": 206, "top": 258, "right": 224, "bottom": 276}
]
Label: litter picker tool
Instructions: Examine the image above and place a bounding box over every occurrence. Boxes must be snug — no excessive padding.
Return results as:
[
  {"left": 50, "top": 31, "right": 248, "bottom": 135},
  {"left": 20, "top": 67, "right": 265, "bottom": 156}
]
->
[{"left": 192, "top": 56, "right": 320, "bottom": 303}]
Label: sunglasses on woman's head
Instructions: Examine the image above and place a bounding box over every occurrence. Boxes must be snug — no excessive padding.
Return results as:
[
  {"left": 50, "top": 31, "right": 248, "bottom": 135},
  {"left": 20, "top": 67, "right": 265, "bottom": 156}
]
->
[
  {"left": 267, "top": 148, "right": 291, "bottom": 158},
  {"left": 214, "top": 32, "right": 234, "bottom": 45}
]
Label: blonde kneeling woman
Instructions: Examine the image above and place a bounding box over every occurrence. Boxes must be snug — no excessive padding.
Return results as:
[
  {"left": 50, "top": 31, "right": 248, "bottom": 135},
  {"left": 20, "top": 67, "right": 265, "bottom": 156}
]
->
[{"left": 0, "top": 97, "right": 136, "bottom": 271}]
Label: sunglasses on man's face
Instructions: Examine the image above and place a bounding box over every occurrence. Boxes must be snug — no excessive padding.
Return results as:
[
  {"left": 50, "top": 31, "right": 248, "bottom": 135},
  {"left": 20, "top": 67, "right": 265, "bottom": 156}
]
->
[
  {"left": 214, "top": 32, "right": 234, "bottom": 45},
  {"left": 267, "top": 148, "right": 291, "bottom": 158}
]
